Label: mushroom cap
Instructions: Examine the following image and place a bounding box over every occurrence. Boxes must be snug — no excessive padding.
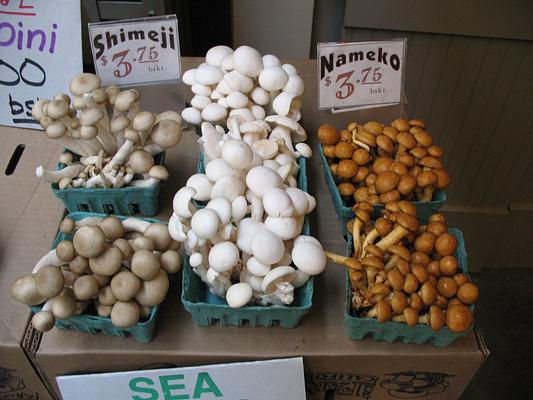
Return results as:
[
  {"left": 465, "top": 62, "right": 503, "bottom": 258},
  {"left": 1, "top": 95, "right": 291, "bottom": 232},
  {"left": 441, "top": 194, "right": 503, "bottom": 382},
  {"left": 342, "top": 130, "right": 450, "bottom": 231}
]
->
[
  {"left": 208, "top": 241, "right": 239, "bottom": 273},
  {"left": 222, "top": 139, "right": 253, "bottom": 170},
  {"left": 375, "top": 300, "right": 392, "bottom": 323},
  {"left": 111, "top": 239, "right": 130, "bottom": 261},
  {"left": 80, "top": 107, "right": 104, "bottom": 126},
  {"left": 194, "top": 64, "right": 224, "bottom": 85},
  {"left": 191, "top": 208, "right": 220, "bottom": 239},
  {"left": 402, "top": 273, "right": 419, "bottom": 294},
  {"left": 232, "top": 45, "right": 263, "bottom": 77},
  {"left": 128, "top": 150, "right": 154, "bottom": 174},
  {"left": 419, "top": 281, "right": 437, "bottom": 305},
  {"left": 32, "top": 311, "right": 55, "bottom": 332},
  {"left": 131, "top": 249, "right": 161, "bottom": 281},
  {"left": 133, "top": 236, "right": 154, "bottom": 252},
  {"left": 427, "top": 305, "right": 445, "bottom": 331},
  {"left": 403, "top": 307, "right": 419, "bottom": 327},
  {"left": 226, "top": 282, "right": 253, "bottom": 308},
  {"left": 60, "top": 217, "right": 76, "bottom": 234},
  {"left": 365, "top": 244, "right": 384, "bottom": 259},
  {"left": 362, "top": 256, "right": 384, "bottom": 270},
  {"left": 264, "top": 216, "right": 299, "bottom": 241},
  {"left": 173, "top": 186, "right": 197, "bottom": 219},
  {"left": 251, "top": 229, "right": 285, "bottom": 265},
  {"left": 11, "top": 275, "right": 46, "bottom": 305},
  {"left": 258, "top": 66, "right": 289, "bottom": 91},
  {"left": 388, "top": 244, "right": 410, "bottom": 262},
  {"left": 211, "top": 175, "right": 246, "bottom": 201},
  {"left": 391, "top": 291, "right": 408, "bottom": 313},
  {"left": 396, "top": 213, "right": 420, "bottom": 232},
  {"left": 457, "top": 282, "right": 479, "bottom": 305},
  {"left": 236, "top": 218, "right": 264, "bottom": 254},
  {"left": 283, "top": 74, "right": 305, "bottom": 96},
  {"left": 206, "top": 45, "right": 233, "bottom": 67},
  {"left": 35, "top": 265, "right": 65, "bottom": 299},
  {"left": 135, "top": 270, "right": 169, "bottom": 307},
  {"left": 205, "top": 159, "right": 242, "bottom": 182},
  {"left": 435, "top": 233, "right": 458, "bottom": 256},
  {"left": 246, "top": 257, "right": 271, "bottom": 277},
  {"left": 437, "top": 276, "right": 458, "bottom": 298},
  {"left": 45, "top": 99, "right": 70, "bottom": 119},
  {"left": 88, "top": 246, "right": 123, "bottom": 276},
  {"left": 73, "top": 226, "right": 106, "bottom": 258},
  {"left": 160, "top": 250, "right": 181, "bottom": 274},
  {"left": 201, "top": 103, "right": 228, "bottom": 122},
  {"left": 111, "top": 270, "right": 141, "bottom": 301},
  {"left": 56, "top": 240, "right": 76, "bottom": 262},
  {"left": 414, "top": 232, "right": 436, "bottom": 254},
  {"left": 101, "top": 216, "right": 124, "bottom": 241},
  {"left": 111, "top": 301, "right": 140, "bottom": 328},
  {"left": 73, "top": 275, "right": 99, "bottom": 301},
  {"left": 387, "top": 270, "right": 405, "bottom": 291},
  {"left": 251, "top": 86, "right": 270, "bottom": 105},
  {"left": 98, "top": 286, "right": 117, "bottom": 306},
  {"left": 246, "top": 166, "right": 283, "bottom": 198},
  {"left": 45, "top": 121, "right": 67, "bottom": 139},
  {"left": 69, "top": 73, "right": 101, "bottom": 96},
  {"left": 439, "top": 255, "right": 458, "bottom": 276},
  {"left": 206, "top": 197, "right": 232, "bottom": 225},
  {"left": 446, "top": 304, "right": 473, "bottom": 333},
  {"left": 51, "top": 294, "right": 76, "bottom": 319},
  {"left": 114, "top": 90, "right": 140, "bottom": 112},
  {"left": 150, "top": 119, "right": 182, "bottom": 149},
  {"left": 262, "top": 266, "right": 296, "bottom": 294},
  {"left": 144, "top": 223, "right": 172, "bottom": 252},
  {"left": 292, "top": 242, "right": 326, "bottom": 275},
  {"left": 132, "top": 111, "right": 156, "bottom": 131},
  {"left": 263, "top": 188, "right": 294, "bottom": 218},
  {"left": 69, "top": 255, "right": 89, "bottom": 274}
]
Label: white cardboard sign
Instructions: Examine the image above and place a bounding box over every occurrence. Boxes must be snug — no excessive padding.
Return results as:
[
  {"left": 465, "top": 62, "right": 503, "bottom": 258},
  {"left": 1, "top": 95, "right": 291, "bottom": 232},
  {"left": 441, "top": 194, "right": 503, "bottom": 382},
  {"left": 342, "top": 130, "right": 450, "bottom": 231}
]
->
[
  {"left": 57, "top": 357, "right": 306, "bottom": 400},
  {"left": 317, "top": 39, "right": 406, "bottom": 111},
  {"left": 0, "top": 0, "right": 82, "bottom": 129},
  {"left": 89, "top": 15, "right": 181, "bottom": 87}
]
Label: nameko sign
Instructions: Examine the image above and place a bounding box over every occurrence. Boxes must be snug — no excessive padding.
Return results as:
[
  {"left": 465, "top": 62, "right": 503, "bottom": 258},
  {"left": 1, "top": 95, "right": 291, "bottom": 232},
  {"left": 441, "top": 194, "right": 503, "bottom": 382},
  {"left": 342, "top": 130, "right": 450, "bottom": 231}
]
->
[
  {"left": 0, "top": 0, "right": 82, "bottom": 128},
  {"left": 57, "top": 358, "right": 306, "bottom": 400},
  {"left": 317, "top": 39, "right": 406, "bottom": 111},
  {"left": 89, "top": 15, "right": 181, "bottom": 87}
]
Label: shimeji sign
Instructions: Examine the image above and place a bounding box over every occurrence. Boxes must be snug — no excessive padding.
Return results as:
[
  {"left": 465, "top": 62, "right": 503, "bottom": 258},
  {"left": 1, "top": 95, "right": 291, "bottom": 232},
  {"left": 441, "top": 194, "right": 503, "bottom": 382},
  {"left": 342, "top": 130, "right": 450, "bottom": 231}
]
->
[{"left": 57, "top": 358, "right": 306, "bottom": 400}]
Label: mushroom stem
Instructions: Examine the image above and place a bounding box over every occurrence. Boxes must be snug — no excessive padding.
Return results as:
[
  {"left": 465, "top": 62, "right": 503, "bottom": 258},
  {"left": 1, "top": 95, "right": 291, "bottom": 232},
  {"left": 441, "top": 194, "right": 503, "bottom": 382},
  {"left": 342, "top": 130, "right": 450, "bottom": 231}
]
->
[
  {"left": 143, "top": 143, "right": 165, "bottom": 155},
  {"left": 130, "top": 176, "right": 160, "bottom": 188},
  {"left": 250, "top": 194, "right": 264, "bottom": 221},
  {"left": 122, "top": 218, "right": 150, "bottom": 233},
  {"left": 421, "top": 187, "right": 434, "bottom": 201},
  {"left": 35, "top": 164, "right": 85, "bottom": 183},
  {"left": 352, "top": 219, "right": 365, "bottom": 258},
  {"left": 384, "top": 254, "right": 399, "bottom": 271},
  {"left": 103, "top": 139, "right": 135, "bottom": 173},
  {"left": 361, "top": 230, "right": 380, "bottom": 257},
  {"left": 32, "top": 250, "right": 63, "bottom": 273},
  {"left": 375, "top": 226, "right": 409, "bottom": 251}
]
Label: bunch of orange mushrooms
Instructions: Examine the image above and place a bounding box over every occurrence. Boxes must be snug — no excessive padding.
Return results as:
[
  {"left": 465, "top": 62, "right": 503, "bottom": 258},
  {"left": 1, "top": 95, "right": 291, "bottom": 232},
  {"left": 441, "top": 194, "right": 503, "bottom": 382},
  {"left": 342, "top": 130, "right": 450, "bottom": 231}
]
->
[
  {"left": 325, "top": 201, "right": 478, "bottom": 333},
  {"left": 318, "top": 119, "right": 451, "bottom": 205}
]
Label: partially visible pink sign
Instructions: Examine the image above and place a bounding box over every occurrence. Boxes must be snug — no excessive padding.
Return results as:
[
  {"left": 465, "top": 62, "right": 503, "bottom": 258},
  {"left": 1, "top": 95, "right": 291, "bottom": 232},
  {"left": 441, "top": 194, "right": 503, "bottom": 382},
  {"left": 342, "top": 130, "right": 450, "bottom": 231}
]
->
[{"left": 0, "top": 0, "right": 82, "bottom": 128}]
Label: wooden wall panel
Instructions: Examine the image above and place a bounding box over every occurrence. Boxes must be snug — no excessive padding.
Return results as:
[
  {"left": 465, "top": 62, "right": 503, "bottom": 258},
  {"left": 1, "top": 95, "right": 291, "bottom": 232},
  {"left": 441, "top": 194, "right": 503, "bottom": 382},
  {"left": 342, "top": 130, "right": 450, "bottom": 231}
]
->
[{"left": 341, "top": 28, "right": 533, "bottom": 210}]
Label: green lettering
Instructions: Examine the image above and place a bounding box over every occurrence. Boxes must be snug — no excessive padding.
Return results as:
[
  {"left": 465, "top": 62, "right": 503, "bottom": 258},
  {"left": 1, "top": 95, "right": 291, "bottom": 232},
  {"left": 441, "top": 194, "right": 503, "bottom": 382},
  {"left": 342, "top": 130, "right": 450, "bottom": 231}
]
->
[
  {"left": 160, "top": 374, "right": 189, "bottom": 400},
  {"left": 129, "top": 377, "right": 158, "bottom": 400},
  {"left": 193, "top": 373, "right": 223, "bottom": 398}
]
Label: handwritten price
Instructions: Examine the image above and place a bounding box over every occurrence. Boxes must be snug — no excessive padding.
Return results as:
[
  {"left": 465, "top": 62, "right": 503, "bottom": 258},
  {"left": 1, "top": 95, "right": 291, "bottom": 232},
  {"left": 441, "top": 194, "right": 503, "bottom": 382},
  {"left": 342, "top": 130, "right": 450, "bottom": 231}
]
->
[
  {"left": 324, "top": 67, "right": 383, "bottom": 99},
  {"left": 100, "top": 46, "right": 159, "bottom": 78}
]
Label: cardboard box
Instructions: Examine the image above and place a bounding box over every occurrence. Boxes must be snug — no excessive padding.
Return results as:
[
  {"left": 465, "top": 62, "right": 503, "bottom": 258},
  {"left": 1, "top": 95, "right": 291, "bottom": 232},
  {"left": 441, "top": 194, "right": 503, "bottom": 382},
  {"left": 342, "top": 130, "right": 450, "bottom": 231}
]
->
[
  {"left": 0, "top": 128, "right": 64, "bottom": 400},
  {"left": 2, "top": 59, "right": 488, "bottom": 400}
]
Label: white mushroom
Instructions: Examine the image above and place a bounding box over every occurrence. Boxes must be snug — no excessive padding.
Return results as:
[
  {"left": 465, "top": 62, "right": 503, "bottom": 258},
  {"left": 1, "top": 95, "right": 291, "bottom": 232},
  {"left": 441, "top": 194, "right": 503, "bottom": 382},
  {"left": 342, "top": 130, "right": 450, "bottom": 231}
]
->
[
  {"left": 186, "top": 174, "right": 213, "bottom": 201},
  {"left": 225, "top": 282, "right": 253, "bottom": 308},
  {"left": 292, "top": 240, "right": 326, "bottom": 275},
  {"left": 208, "top": 241, "right": 239, "bottom": 273},
  {"left": 250, "top": 229, "right": 284, "bottom": 265}
]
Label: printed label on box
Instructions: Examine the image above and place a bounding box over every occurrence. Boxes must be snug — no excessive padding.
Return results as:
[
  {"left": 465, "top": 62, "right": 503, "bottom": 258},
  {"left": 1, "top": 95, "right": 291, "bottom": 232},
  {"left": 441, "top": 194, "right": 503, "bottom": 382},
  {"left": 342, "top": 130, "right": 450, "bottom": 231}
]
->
[
  {"left": 317, "top": 40, "right": 406, "bottom": 111},
  {"left": 0, "top": 0, "right": 82, "bottom": 129},
  {"left": 57, "top": 357, "right": 306, "bottom": 400},
  {"left": 89, "top": 15, "right": 181, "bottom": 87}
]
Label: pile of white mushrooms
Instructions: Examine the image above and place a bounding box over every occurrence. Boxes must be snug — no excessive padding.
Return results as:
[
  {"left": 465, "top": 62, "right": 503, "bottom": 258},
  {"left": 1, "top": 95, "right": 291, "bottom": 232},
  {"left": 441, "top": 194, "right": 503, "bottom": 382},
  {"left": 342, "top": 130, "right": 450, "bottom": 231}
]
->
[
  {"left": 169, "top": 46, "right": 325, "bottom": 308},
  {"left": 181, "top": 45, "right": 311, "bottom": 160},
  {"left": 32, "top": 73, "right": 183, "bottom": 189},
  {"left": 11, "top": 215, "right": 181, "bottom": 332}
]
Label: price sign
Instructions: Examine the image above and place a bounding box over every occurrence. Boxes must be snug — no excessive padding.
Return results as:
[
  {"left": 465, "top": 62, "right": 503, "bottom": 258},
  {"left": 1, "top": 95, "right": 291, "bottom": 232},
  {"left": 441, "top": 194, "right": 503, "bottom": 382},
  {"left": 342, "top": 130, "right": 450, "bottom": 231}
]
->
[
  {"left": 57, "top": 358, "right": 306, "bottom": 400},
  {"left": 0, "top": 0, "right": 82, "bottom": 128},
  {"left": 318, "top": 39, "right": 406, "bottom": 111},
  {"left": 89, "top": 15, "right": 181, "bottom": 87}
]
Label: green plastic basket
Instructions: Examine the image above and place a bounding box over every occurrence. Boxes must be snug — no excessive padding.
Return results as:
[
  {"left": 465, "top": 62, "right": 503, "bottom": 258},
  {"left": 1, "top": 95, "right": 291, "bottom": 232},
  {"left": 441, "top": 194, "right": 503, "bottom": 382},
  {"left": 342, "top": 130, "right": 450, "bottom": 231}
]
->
[
  {"left": 181, "top": 215, "right": 313, "bottom": 328},
  {"left": 193, "top": 152, "right": 308, "bottom": 208},
  {"left": 344, "top": 228, "right": 474, "bottom": 347},
  {"left": 319, "top": 145, "right": 446, "bottom": 236},
  {"left": 50, "top": 152, "right": 165, "bottom": 216},
  {"left": 29, "top": 212, "right": 167, "bottom": 343}
]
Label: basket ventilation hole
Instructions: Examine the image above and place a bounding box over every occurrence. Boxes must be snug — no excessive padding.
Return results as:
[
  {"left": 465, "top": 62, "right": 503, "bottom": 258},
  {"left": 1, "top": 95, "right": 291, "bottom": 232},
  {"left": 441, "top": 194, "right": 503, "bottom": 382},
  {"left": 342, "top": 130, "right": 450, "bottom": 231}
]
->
[
  {"left": 103, "top": 204, "right": 115, "bottom": 214},
  {"left": 78, "top": 203, "right": 89, "bottom": 212},
  {"left": 129, "top": 203, "right": 140, "bottom": 214}
]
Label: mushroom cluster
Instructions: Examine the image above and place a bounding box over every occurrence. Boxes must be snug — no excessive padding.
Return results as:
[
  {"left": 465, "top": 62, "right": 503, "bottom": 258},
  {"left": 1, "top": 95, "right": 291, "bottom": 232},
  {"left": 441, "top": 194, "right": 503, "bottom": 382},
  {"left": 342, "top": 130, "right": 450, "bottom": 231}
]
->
[
  {"left": 181, "top": 45, "right": 305, "bottom": 133},
  {"left": 325, "top": 203, "right": 478, "bottom": 333},
  {"left": 11, "top": 215, "right": 181, "bottom": 332},
  {"left": 318, "top": 119, "right": 450, "bottom": 205},
  {"left": 169, "top": 134, "right": 325, "bottom": 308},
  {"left": 32, "top": 73, "right": 183, "bottom": 189}
]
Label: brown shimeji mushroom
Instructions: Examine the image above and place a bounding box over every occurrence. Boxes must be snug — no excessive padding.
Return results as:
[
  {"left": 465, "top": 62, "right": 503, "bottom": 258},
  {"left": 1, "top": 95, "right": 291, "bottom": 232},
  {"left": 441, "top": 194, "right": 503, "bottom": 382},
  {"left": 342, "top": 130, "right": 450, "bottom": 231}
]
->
[
  {"left": 365, "top": 299, "right": 392, "bottom": 322},
  {"left": 392, "top": 307, "right": 419, "bottom": 327},
  {"left": 418, "top": 305, "right": 445, "bottom": 332}
]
